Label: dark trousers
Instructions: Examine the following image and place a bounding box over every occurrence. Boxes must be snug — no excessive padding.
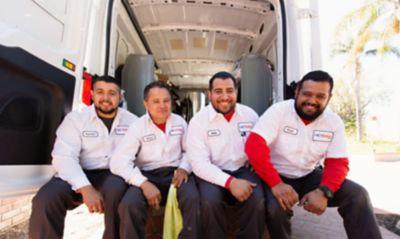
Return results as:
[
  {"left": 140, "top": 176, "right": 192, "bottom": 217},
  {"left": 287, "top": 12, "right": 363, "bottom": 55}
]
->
[
  {"left": 196, "top": 167, "right": 266, "bottom": 239},
  {"left": 29, "top": 170, "right": 127, "bottom": 239},
  {"left": 264, "top": 169, "right": 382, "bottom": 239},
  {"left": 118, "top": 167, "right": 200, "bottom": 239}
]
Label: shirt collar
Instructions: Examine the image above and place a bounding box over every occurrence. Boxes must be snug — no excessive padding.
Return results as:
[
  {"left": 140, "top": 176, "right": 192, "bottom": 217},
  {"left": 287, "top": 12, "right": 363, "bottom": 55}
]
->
[
  {"left": 89, "top": 104, "right": 122, "bottom": 124},
  {"left": 144, "top": 112, "right": 171, "bottom": 126},
  {"left": 207, "top": 103, "right": 243, "bottom": 122}
]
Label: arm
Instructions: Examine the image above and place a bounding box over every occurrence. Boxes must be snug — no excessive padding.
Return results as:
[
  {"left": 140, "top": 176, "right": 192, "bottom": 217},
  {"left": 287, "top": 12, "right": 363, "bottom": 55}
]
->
[
  {"left": 52, "top": 114, "right": 90, "bottom": 190},
  {"left": 110, "top": 123, "right": 161, "bottom": 208},
  {"left": 245, "top": 132, "right": 298, "bottom": 209},
  {"left": 51, "top": 114, "right": 103, "bottom": 212},
  {"left": 187, "top": 119, "right": 255, "bottom": 202},
  {"left": 245, "top": 133, "right": 281, "bottom": 187},
  {"left": 110, "top": 123, "right": 147, "bottom": 187},
  {"left": 300, "top": 120, "right": 349, "bottom": 214},
  {"left": 186, "top": 120, "right": 232, "bottom": 188}
]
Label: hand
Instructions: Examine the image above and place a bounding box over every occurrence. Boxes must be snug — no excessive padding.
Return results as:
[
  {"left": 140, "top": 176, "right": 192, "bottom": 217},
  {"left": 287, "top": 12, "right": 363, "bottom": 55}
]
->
[
  {"left": 172, "top": 168, "right": 188, "bottom": 188},
  {"left": 271, "top": 182, "right": 299, "bottom": 210},
  {"left": 78, "top": 185, "right": 104, "bottom": 213},
  {"left": 229, "top": 178, "right": 256, "bottom": 202},
  {"left": 299, "top": 188, "right": 328, "bottom": 215},
  {"left": 140, "top": 181, "right": 161, "bottom": 209}
]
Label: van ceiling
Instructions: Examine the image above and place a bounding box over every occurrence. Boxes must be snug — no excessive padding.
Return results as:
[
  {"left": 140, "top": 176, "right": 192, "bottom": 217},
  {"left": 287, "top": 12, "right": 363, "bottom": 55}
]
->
[{"left": 127, "top": 0, "right": 276, "bottom": 89}]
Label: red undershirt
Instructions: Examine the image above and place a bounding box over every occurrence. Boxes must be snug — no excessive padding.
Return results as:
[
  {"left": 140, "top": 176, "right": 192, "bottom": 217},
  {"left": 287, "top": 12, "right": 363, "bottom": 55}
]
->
[
  {"left": 244, "top": 118, "right": 349, "bottom": 192},
  {"left": 155, "top": 122, "right": 166, "bottom": 133}
]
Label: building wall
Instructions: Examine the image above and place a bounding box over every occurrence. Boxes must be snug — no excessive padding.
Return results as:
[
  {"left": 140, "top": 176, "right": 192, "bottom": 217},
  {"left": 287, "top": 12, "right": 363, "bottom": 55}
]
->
[{"left": 0, "top": 195, "right": 33, "bottom": 231}]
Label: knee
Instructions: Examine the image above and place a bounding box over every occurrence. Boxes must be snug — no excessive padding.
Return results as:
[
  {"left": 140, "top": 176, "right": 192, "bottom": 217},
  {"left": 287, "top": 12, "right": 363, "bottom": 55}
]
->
[
  {"left": 105, "top": 180, "right": 127, "bottom": 201},
  {"left": 179, "top": 189, "right": 200, "bottom": 207},
  {"left": 247, "top": 190, "right": 265, "bottom": 212},
  {"left": 118, "top": 196, "right": 146, "bottom": 216},
  {"left": 32, "top": 187, "right": 60, "bottom": 210},
  {"left": 201, "top": 195, "right": 223, "bottom": 211},
  {"left": 349, "top": 184, "right": 371, "bottom": 205},
  {"left": 265, "top": 198, "right": 285, "bottom": 219}
]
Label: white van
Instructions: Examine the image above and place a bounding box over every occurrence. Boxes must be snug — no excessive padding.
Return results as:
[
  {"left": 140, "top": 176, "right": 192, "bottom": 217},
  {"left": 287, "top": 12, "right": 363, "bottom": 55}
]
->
[{"left": 0, "top": 0, "right": 321, "bottom": 197}]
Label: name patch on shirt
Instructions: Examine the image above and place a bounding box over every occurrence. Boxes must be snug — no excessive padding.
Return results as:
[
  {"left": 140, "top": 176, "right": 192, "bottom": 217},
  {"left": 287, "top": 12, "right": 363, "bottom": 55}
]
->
[
  {"left": 115, "top": 125, "right": 129, "bottom": 135},
  {"left": 169, "top": 125, "right": 184, "bottom": 136},
  {"left": 238, "top": 122, "right": 254, "bottom": 133},
  {"left": 207, "top": 129, "right": 221, "bottom": 137},
  {"left": 143, "top": 134, "right": 156, "bottom": 142},
  {"left": 312, "top": 130, "right": 334, "bottom": 142},
  {"left": 82, "top": 131, "right": 99, "bottom": 137},
  {"left": 283, "top": 126, "right": 298, "bottom": 135}
]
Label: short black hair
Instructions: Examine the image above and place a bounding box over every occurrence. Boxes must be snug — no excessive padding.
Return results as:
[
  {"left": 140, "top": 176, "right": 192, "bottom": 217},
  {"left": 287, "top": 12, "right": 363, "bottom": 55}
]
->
[
  {"left": 209, "top": 71, "right": 238, "bottom": 90},
  {"left": 297, "top": 70, "right": 334, "bottom": 93},
  {"left": 92, "top": 75, "right": 121, "bottom": 89},
  {"left": 143, "top": 81, "right": 171, "bottom": 100}
]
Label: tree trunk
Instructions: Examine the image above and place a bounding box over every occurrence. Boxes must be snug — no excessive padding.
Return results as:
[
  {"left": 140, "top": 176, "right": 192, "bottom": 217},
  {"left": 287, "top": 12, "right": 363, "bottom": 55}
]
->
[{"left": 354, "top": 59, "right": 363, "bottom": 141}]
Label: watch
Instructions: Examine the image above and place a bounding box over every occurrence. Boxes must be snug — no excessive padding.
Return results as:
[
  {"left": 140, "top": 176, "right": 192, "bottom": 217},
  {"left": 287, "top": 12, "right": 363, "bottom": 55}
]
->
[{"left": 318, "top": 185, "right": 334, "bottom": 199}]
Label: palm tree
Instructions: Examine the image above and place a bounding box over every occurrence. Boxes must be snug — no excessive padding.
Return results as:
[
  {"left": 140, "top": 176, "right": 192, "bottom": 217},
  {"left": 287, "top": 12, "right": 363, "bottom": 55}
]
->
[{"left": 331, "top": 0, "right": 399, "bottom": 141}]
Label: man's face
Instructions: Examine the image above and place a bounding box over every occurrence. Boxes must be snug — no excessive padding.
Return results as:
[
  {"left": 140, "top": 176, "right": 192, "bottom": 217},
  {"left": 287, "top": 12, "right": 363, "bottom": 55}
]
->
[
  {"left": 144, "top": 87, "right": 171, "bottom": 124},
  {"left": 295, "top": 80, "right": 332, "bottom": 120},
  {"left": 208, "top": 78, "right": 237, "bottom": 115},
  {"left": 92, "top": 81, "right": 121, "bottom": 118}
]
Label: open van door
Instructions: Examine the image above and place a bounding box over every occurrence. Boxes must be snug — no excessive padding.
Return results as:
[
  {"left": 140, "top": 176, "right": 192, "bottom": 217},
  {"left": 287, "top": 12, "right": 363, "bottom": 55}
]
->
[{"left": 0, "top": 1, "right": 95, "bottom": 197}]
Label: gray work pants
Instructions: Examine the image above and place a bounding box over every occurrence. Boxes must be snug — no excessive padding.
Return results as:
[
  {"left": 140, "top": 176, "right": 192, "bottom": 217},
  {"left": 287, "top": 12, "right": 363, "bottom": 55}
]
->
[
  {"left": 118, "top": 167, "right": 201, "bottom": 239},
  {"left": 29, "top": 169, "right": 127, "bottom": 239},
  {"left": 264, "top": 168, "right": 382, "bottom": 239},
  {"left": 196, "top": 167, "right": 266, "bottom": 239}
]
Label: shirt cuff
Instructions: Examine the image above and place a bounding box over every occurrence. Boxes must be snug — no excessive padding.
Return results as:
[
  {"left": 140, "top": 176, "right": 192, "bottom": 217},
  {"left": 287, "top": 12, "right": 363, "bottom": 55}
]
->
[
  {"left": 128, "top": 173, "right": 148, "bottom": 187},
  {"left": 179, "top": 160, "right": 192, "bottom": 174},
  {"left": 224, "top": 176, "right": 234, "bottom": 189},
  {"left": 215, "top": 172, "right": 232, "bottom": 188},
  {"left": 69, "top": 176, "right": 91, "bottom": 191}
]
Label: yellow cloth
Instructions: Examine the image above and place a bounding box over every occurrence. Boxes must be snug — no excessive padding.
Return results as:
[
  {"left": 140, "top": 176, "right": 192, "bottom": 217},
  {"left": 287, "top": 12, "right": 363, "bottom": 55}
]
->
[{"left": 163, "top": 184, "right": 183, "bottom": 239}]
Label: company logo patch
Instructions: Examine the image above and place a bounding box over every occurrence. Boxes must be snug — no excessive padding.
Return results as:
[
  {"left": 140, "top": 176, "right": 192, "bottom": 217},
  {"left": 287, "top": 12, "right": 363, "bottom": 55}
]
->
[
  {"left": 169, "top": 125, "right": 184, "bottom": 136},
  {"left": 283, "top": 126, "right": 298, "bottom": 135},
  {"left": 82, "top": 131, "right": 99, "bottom": 137},
  {"left": 207, "top": 129, "right": 221, "bottom": 137},
  {"left": 312, "top": 130, "right": 334, "bottom": 142},
  {"left": 143, "top": 134, "right": 156, "bottom": 142},
  {"left": 238, "top": 122, "right": 254, "bottom": 133},
  {"left": 115, "top": 125, "right": 129, "bottom": 135}
]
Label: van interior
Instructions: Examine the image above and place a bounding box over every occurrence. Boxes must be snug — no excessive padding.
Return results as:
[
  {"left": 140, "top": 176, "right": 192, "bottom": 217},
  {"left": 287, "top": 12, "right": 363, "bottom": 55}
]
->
[{"left": 112, "top": 0, "right": 279, "bottom": 119}]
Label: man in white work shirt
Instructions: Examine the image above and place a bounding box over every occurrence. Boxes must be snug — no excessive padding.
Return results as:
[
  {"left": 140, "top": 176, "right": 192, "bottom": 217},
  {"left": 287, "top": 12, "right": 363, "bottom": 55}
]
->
[
  {"left": 110, "top": 81, "right": 200, "bottom": 239},
  {"left": 245, "top": 70, "right": 381, "bottom": 239},
  {"left": 186, "top": 71, "right": 265, "bottom": 239},
  {"left": 29, "top": 75, "right": 138, "bottom": 239}
]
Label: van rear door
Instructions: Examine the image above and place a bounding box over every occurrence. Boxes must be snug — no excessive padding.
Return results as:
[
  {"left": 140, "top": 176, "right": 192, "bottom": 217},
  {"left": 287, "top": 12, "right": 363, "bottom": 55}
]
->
[{"left": 0, "top": 0, "right": 94, "bottom": 197}]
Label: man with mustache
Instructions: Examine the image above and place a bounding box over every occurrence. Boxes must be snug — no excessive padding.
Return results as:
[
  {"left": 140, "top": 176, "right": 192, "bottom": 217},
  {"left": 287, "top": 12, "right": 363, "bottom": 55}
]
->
[
  {"left": 110, "top": 81, "right": 200, "bottom": 239},
  {"left": 29, "top": 75, "right": 138, "bottom": 239},
  {"left": 245, "top": 70, "right": 381, "bottom": 239},
  {"left": 186, "top": 71, "right": 265, "bottom": 238}
]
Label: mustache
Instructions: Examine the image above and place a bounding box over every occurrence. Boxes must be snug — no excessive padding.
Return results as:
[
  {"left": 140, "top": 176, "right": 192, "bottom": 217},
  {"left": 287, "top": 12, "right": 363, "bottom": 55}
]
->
[
  {"left": 302, "top": 102, "right": 319, "bottom": 107},
  {"left": 99, "top": 100, "right": 112, "bottom": 104}
]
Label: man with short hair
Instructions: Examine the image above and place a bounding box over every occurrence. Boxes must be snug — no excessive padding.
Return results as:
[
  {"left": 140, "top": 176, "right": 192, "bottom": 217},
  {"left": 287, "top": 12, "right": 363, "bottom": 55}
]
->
[
  {"left": 29, "top": 75, "right": 138, "bottom": 239},
  {"left": 245, "top": 70, "right": 382, "bottom": 239},
  {"left": 186, "top": 71, "right": 265, "bottom": 239},
  {"left": 110, "top": 81, "right": 200, "bottom": 239}
]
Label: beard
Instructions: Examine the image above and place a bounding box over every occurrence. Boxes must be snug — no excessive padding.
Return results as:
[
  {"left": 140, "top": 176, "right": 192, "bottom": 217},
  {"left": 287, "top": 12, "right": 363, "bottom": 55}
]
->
[
  {"left": 213, "top": 101, "right": 236, "bottom": 115},
  {"left": 294, "top": 99, "right": 326, "bottom": 121},
  {"left": 95, "top": 104, "right": 118, "bottom": 116}
]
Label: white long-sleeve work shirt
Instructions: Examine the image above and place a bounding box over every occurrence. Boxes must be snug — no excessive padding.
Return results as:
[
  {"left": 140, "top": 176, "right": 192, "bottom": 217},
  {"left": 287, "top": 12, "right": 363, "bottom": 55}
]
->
[{"left": 52, "top": 105, "right": 138, "bottom": 190}]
